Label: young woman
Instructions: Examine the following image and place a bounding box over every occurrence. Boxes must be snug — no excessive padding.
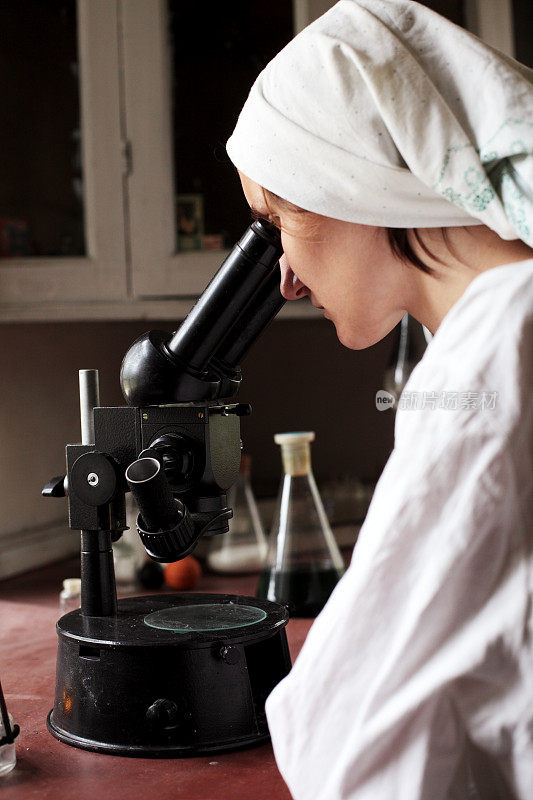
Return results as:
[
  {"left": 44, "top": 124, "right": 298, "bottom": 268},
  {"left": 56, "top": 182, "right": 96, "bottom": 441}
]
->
[{"left": 226, "top": 2, "right": 533, "bottom": 798}]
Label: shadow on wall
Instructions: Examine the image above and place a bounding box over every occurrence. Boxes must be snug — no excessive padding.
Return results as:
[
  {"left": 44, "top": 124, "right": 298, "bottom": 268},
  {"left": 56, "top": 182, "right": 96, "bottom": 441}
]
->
[
  {"left": 0, "top": 318, "right": 395, "bottom": 538},
  {"left": 238, "top": 319, "right": 396, "bottom": 496}
]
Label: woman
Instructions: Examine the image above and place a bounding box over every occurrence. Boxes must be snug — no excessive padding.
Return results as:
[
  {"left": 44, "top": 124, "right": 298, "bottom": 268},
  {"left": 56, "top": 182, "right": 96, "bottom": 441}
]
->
[{"left": 226, "top": 1, "right": 533, "bottom": 798}]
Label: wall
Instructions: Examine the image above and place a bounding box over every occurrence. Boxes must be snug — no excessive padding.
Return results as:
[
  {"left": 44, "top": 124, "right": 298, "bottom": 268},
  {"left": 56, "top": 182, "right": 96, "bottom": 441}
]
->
[{"left": 0, "top": 317, "right": 396, "bottom": 575}]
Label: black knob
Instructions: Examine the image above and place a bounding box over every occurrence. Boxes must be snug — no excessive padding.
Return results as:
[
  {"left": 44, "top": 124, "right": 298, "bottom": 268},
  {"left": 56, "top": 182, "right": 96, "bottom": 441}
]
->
[
  {"left": 136, "top": 510, "right": 196, "bottom": 563},
  {"left": 212, "top": 403, "right": 252, "bottom": 417},
  {"left": 42, "top": 475, "right": 67, "bottom": 498},
  {"left": 146, "top": 698, "right": 180, "bottom": 730}
]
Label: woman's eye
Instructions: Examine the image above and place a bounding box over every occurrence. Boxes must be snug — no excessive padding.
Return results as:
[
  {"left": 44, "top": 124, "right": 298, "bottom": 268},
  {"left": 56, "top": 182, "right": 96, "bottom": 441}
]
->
[{"left": 251, "top": 210, "right": 281, "bottom": 229}]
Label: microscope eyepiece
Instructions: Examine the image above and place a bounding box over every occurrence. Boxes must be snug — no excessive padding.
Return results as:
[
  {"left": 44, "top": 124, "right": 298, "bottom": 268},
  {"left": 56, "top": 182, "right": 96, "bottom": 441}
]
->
[
  {"left": 120, "top": 220, "right": 283, "bottom": 406},
  {"left": 250, "top": 218, "right": 281, "bottom": 243},
  {"left": 236, "top": 219, "right": 282, "bottom": 267},
  {"left": 164, "top": 219, "right": 283, "bottom": 374}
]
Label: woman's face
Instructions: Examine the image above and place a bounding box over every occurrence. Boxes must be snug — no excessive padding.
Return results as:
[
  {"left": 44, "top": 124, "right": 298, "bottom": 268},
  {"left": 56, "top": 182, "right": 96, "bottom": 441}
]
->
[{"left": 239, "top": 173, "right": 412, "bottom": 350}]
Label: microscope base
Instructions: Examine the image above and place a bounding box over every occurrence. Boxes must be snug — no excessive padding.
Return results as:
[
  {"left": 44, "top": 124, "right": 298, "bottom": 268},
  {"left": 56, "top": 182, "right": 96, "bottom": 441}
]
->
[{"left": 47, "top": 593, "right": 291, "bottom": 757}]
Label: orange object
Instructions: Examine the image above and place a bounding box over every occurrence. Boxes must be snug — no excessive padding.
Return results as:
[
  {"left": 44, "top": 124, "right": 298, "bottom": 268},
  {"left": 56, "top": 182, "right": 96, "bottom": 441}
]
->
[{"left": 163, "top": 556, "right": 202, "bottom": 590}]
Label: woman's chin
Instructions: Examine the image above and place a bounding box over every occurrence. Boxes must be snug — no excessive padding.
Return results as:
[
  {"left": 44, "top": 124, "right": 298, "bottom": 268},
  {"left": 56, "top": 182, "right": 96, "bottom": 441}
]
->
[
  {"left": 334, "top": 311, "right": 407, "bottom": 350},
  {"left": 334, "top": 322, "right": 386, "bottom": 350}
]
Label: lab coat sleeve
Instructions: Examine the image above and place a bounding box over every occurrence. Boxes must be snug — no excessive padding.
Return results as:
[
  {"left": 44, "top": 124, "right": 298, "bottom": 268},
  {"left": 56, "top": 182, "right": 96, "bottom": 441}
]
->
[{"left": 265, "top": 389, "right": 529, "bottom": 800}]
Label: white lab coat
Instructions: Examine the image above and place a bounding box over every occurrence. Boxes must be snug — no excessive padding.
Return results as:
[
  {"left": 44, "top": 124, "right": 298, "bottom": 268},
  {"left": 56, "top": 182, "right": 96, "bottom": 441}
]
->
[{"left": 266, "top": 259, "right": 533, "bottom": 800}]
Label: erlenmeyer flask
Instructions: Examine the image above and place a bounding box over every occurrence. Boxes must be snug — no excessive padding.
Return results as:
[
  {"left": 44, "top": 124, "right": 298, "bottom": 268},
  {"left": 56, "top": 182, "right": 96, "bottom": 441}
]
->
[
  {"left": 257, "top": 432, "right": 345, "bottom": 617},
  {"left": 206, "top": 454, "right": 267, "bottom": 573}
]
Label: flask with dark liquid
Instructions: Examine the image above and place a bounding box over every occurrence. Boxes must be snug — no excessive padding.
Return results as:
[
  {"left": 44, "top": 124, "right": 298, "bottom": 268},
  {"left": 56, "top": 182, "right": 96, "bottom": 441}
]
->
[{"left": 256, "top": 432, "right": 345, "bottom": 617}]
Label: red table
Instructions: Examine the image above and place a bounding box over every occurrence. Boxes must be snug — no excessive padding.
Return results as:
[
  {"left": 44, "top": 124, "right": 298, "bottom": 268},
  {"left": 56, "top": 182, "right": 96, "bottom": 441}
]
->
[{"left": 0, "top": 558, "right": 313, "bottom": 800}]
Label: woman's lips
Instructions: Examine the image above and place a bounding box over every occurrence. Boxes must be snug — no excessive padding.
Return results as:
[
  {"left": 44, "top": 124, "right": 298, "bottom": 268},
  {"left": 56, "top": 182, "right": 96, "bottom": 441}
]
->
[{"left": 310, "top": 295, "right": 327, "bottom": 315}]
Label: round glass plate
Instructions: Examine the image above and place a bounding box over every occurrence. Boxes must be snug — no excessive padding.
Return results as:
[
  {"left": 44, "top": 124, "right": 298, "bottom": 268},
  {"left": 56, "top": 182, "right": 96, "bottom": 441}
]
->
[{"left": 144, "top": 603, "right": 267, "bottom": 633}]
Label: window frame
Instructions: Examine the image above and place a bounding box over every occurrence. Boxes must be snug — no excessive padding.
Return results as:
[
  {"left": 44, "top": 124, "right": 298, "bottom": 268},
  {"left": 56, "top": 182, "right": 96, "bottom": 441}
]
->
[{"left": 0, "top": 0, "right": 128, "bottom": 310}]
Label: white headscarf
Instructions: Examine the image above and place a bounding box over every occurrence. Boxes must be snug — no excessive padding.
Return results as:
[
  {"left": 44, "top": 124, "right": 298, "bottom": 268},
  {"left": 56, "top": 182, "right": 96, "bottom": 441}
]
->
[{"left": 226, "top": 0, "right": 533, "bottom": 244}]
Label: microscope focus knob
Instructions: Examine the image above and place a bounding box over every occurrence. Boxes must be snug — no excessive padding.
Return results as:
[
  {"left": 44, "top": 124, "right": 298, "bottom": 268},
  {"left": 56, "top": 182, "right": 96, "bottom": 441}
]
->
[
  {"left": 136, "top": 509, "right": 196, "bottom": 563},
  {"left": 70, "top": 452, "right": 118, "bottom": 506}
]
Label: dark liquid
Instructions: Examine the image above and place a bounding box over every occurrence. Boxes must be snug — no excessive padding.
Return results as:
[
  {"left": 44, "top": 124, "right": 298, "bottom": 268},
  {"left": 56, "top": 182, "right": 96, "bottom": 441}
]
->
[{"left": 256, "top": 565, "right": 344, "bottom": 618}]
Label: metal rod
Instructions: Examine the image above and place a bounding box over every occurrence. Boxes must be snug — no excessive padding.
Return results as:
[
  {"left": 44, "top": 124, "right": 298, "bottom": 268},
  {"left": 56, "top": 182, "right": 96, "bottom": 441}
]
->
[
  {"left": 80, "top": 531, "right": 118, "bottom": 617},
  {"left": 79, "top": 369, "right": 100, "bottom": 445},
  {"left": 394, "top": 314, "right": 410, "bottom": 388}
]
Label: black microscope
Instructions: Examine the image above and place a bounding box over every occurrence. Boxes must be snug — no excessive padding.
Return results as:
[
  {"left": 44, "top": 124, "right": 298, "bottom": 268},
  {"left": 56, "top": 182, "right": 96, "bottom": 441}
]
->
[{"left": 43, "top": 220, "right": 292, "bottom": 757}]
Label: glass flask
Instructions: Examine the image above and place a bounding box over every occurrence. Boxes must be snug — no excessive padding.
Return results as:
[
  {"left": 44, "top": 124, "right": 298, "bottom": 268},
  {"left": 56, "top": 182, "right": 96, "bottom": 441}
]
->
[
  {"left": 257, "top": 432, "right": 345, "bottom": 617},
  {"left": 113, "top": 535, "right": 137, "bottom": 594},
  {"left": 207, "top": 454, "right": 267, "bottom": 573},
  {"left": 383, "top": 313, "right": 428, "bottom": 406}
]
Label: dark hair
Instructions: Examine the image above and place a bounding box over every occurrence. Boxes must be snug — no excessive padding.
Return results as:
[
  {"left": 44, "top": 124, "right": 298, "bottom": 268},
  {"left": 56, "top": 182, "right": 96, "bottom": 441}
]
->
[{"left": 386, "top": 228, "right": 452, "bottom": 276}]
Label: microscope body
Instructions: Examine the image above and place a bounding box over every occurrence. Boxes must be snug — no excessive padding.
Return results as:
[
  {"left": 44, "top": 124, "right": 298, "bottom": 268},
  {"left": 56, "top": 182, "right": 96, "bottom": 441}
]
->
[
  {"left": 67, "top": 400, "right": 242, "bottom": 543},
  {"left": 46, "top": 220, "right": 293, "bottom": 757}
]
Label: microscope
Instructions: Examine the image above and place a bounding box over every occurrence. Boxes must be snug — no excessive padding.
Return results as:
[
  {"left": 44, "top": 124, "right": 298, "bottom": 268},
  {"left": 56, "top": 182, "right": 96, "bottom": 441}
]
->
[{"left": 43, "top": 220, "right": 292, "bottom": 757}]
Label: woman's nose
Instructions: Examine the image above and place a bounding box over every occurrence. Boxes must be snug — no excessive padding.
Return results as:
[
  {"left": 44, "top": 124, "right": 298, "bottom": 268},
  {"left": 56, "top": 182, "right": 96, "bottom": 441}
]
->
[{"left": 279, "top": 254, "right": 310, "bottom": 301}]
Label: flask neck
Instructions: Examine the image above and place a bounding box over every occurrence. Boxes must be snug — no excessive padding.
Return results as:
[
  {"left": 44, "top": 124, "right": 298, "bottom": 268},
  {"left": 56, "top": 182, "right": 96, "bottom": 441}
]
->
[{"left": 280, "top": 443, "right": 311, "bottom": 476}]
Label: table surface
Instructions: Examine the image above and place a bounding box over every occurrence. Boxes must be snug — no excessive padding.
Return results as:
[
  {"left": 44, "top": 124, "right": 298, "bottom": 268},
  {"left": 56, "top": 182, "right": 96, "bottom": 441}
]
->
[{"left": 0, "top": 557, "right": 315, "bottom": 800}]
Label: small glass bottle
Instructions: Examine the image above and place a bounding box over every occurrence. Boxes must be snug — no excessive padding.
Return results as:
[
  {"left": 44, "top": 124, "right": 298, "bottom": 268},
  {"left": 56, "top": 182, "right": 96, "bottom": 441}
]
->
[
  {"left": 112, "top": 534, "right": 137, "bottom": 594},
  {"left": 0, "top": 712, "right": 16, "bottom": 776},
  {"left": 59, "top": 578, "right": 81, "bottom": 614},
  {"left": 257, "top": 432, "right": 345, "bottom": 617},
  {"left": 207, "top": 454, "right": 267, "bottom": 573}
]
